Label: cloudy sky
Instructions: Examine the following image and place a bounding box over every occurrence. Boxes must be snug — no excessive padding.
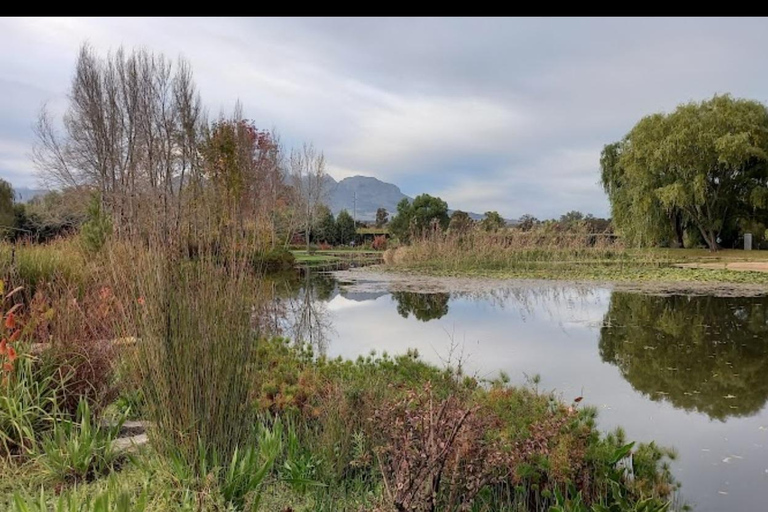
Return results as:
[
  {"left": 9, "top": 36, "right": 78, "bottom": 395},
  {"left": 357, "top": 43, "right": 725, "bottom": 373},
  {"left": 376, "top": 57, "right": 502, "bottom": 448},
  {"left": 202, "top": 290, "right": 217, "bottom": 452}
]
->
[{"left": 2, "top": 17, "right": 768, "bottom": 218}]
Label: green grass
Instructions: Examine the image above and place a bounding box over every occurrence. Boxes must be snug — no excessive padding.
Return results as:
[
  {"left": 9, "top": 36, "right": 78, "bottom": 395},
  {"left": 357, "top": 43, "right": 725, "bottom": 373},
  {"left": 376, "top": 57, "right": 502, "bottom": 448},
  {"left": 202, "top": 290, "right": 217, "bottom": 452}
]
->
[
  {"left": 390, "top": 259, "right": 768, "bottom": 284},
  {"left": 291, "top": 250, "right": 382, "bottom": 267}
]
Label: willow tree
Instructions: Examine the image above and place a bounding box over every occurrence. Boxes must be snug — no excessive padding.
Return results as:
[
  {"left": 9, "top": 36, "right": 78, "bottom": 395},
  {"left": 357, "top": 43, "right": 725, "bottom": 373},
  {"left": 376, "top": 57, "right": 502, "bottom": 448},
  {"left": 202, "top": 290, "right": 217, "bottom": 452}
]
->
[{"left": 601, "top": 94, "right": 768, "bottom": 250}]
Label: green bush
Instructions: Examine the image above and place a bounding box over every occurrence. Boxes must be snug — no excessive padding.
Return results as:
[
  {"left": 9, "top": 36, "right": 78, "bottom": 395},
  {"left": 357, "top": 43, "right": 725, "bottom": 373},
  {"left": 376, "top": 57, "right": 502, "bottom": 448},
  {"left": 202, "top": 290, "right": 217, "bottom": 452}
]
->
[
  {"left": 37, "top": 399, "right": 126, "bottom": 483},
  {"left": 80, "top": 197, "right": 112, "bottom": 255},
  {"left": 253, "top": 248, "right": 296, "bottom": 273},
  {"left": 1, "top": 355, "right": 65, "bottom": 457},
  {"left": 12, "top": 479, "right": 148, "bottom": 512}
]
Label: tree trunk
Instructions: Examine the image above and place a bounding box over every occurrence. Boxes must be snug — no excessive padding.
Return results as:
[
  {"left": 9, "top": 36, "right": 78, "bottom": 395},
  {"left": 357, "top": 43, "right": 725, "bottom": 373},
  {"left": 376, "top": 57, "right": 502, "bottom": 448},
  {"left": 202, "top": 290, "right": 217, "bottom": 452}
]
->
[
  {"left": 668, "top": 212, "right": 683, "bottom": 248},
  {"left": 697, "top": 224, "right": 719, "bottom": 251}
]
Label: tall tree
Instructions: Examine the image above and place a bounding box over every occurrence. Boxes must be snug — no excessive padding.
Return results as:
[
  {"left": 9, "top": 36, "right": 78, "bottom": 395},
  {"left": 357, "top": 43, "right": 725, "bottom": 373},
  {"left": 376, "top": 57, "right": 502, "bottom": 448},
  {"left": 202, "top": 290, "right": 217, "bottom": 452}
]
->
[
  {"left": 389, "top": 194, "right": 449, "bottom": 242},
  {"left": 290, "top": 144, "right": 327, "bottom": 250},
  {"left": 602, "top": 94, "right": 768, "bottom": 250},
  {"left": 375, "top": 207, "right": 389, "bottom": 228},
  {"left": 336, "top": 209, "right": 356, "bottom": 245},
  {"left": 0, "top": 179, "right": 15, "bottom": 238},
  {"left": 315, "top": 205, "right": 337, "bottom": 245},
  {"left": 32, "top": 44, "right": 204, "bottom": 239}
]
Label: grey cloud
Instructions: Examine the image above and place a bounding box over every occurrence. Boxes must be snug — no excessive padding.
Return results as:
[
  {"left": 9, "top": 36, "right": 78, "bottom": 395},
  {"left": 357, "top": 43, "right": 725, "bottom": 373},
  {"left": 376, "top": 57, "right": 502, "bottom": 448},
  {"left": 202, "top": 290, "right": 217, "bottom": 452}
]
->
[{"left": 2, "top": 17, "right": 768, "bottom": 218}]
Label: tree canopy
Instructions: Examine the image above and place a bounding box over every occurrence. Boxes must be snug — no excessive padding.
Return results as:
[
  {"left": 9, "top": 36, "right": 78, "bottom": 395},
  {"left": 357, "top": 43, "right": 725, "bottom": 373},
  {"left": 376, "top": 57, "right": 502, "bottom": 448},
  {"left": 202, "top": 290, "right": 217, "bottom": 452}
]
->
[
  {"left": 375, "top": 207, "right": 389, "bottom": 228},
  {"left": 480, "top": 211, "right": 505, "bottom": 232},
  {"left": 389, "top": 194, "right": 449, "bottom": 242},
  {"left": 601, "top": 94, "right": 768, "bottom": 250},
  {"left": 448, "top": 210, "right": 473, "bottom": 234}
]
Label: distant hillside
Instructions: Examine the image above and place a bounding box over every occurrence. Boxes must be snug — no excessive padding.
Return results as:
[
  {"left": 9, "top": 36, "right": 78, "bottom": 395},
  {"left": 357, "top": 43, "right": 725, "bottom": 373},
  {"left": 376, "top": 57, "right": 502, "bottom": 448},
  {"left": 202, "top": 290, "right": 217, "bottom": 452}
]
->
[
  {"left": 325, "top": 175, "right": 493, "bottom": 222},
  {"left": 326, "top": 175, "right": 409, "bottom": 221},
  {"left": 13, "top": 187, "right": 46, "bottom": 203}
]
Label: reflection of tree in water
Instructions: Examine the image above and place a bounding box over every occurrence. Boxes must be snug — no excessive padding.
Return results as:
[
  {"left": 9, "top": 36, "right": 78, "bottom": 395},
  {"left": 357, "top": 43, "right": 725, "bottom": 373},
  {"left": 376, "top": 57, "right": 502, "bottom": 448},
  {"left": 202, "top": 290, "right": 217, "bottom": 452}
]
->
[
  {"left": 391, "top": 291, "right": 450, "bottom": 322},
  {"left": 263, "top": 270, "right": 336, "bottom": 354},
  {"left": 600, "top": 293, "right": 768, "bottom": 421}
]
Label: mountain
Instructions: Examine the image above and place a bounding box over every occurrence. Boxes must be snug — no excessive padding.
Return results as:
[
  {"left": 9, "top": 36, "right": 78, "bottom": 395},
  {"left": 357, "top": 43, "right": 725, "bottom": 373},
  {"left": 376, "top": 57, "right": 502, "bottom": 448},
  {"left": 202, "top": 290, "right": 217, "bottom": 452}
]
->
[
  {"left": 326, "top": 175, "right": 410, "bottom": 221},
  {"left": 325, "top": 175, "right": 491, "bottom": 221}
]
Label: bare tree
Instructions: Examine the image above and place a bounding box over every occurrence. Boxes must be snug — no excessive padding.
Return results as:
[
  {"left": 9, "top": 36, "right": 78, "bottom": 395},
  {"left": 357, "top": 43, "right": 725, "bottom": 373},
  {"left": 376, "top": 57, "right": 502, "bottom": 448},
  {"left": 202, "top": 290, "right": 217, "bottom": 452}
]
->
[
  {"left": 32, "top": 43, "right": 205, "bottom": 241},
  {"left": 290, "top": 143, "right": 327, "bottom": 250}
]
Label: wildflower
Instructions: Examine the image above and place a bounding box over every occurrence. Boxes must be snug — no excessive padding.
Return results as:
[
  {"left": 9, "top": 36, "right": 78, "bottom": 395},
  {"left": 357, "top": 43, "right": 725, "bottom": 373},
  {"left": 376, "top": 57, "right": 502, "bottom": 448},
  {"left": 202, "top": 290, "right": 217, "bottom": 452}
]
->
[
  {"left": 7, "top": 346, "right": 16, "bottom": 363},
  {"left": 5, "top": 311, "right": 15, "bottom": 329},
  {"left": 2, "top": 362, "right": 11, "bottom": 372},
  {"left": 9, "top": 330, "right": 20, "bottom": 342},
  {"left": 0, "top": 339, "right": 5, "bottom": 355}
]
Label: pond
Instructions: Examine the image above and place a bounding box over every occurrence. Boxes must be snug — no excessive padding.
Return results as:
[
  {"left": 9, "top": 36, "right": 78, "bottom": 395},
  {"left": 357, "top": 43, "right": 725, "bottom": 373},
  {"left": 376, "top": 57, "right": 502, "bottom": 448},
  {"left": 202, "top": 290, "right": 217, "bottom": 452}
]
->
[{"left": 276, "top": 270, "right": 768, "bottom": 512}]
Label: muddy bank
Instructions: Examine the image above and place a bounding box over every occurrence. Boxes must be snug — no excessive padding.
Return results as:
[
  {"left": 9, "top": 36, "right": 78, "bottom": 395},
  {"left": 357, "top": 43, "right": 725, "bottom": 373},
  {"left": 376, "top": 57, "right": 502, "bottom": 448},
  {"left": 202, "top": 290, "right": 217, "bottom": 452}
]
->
[{"left": 332, "top": 266, "right": 768, "bottom": 297}]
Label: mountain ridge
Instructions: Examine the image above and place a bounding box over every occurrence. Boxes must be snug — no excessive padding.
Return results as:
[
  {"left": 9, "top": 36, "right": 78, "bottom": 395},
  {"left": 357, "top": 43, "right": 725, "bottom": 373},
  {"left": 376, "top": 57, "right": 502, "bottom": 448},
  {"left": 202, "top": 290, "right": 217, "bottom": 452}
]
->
[{"left": 326, "top": 175, "right": 491, "bottom": 221}]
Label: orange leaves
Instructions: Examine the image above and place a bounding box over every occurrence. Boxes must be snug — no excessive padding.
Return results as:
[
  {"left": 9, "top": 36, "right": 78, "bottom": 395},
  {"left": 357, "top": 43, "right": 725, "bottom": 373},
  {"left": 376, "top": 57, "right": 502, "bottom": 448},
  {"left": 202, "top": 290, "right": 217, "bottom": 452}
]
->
[
  {"left": 5, "top": 311, "right": 15, "bottom": 330},
  {"left": 0, "top": 338, "right": 6, "bottom": 355}
]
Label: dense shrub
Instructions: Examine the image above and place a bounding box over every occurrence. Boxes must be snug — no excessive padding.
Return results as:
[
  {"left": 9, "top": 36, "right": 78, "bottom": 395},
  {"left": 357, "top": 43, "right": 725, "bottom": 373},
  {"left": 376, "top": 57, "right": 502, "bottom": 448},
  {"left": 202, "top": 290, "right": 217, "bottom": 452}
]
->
[{"left": 253, "top": 248, "right": 296, "bottom": 273}]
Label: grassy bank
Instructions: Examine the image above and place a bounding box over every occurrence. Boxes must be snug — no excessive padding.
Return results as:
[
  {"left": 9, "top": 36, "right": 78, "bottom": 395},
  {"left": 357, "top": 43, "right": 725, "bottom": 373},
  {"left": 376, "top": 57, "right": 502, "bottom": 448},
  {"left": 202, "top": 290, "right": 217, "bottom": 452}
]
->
[
  {"left": 383, "top": 231, "right": 768, "bottom": 285},
  {"left": 2, "top": 339, "right": 680, "bottom": 511},
  {"left": 292, "top": 249, "right": 383, "bottom": 268},
  {"left": 0, "top": 237, "right": 680, "bottom": 511}
]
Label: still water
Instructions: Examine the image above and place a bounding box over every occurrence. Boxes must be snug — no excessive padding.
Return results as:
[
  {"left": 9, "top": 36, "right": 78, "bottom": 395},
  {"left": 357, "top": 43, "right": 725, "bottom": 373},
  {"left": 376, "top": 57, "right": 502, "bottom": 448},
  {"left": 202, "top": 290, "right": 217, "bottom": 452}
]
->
[{"left": 280, "top": 272, "right": 768, "bottom": 512}]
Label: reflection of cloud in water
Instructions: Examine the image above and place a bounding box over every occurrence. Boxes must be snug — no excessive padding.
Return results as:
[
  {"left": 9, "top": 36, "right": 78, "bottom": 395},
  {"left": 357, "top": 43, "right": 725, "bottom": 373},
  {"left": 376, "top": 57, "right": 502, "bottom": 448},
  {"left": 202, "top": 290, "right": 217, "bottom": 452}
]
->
[{"left": 326, "top": 295, "right": 378, "bottom": 311}]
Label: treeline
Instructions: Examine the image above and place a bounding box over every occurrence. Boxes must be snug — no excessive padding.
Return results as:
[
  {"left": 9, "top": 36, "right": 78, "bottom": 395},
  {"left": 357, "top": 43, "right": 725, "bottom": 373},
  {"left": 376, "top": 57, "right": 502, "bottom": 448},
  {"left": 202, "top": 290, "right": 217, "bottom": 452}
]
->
[
  {"left": 601, "top": 94, "right": 768, "bottom": 250},
  {"left": 381, "top": 193, "right": 611, "bottom": 244}
]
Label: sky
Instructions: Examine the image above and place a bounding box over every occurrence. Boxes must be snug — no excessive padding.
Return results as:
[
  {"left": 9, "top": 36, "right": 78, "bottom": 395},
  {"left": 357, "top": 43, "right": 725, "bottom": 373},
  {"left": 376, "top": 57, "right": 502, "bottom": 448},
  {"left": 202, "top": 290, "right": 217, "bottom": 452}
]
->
[{"left": 2, "top": 17, "right": 768, "bottom": 219}]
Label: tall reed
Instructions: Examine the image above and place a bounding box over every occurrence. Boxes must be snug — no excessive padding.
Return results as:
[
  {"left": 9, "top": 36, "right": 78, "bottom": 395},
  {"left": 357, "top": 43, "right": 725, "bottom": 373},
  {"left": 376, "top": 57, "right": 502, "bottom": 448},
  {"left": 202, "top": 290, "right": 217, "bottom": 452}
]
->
[
  {"left": 386, "top": 226, "right": 672, "bottom": 274},
  {"left": 108, "top": 238, "right": 266, "bottom": 475}
]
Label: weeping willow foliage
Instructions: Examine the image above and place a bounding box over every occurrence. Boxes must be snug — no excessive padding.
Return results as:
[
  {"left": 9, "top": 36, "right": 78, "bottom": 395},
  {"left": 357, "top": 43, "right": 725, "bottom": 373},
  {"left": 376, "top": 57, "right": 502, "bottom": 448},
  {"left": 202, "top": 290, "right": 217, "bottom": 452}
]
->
[{"left": 601, "top": 94, "right": 768, "bottom": 249}]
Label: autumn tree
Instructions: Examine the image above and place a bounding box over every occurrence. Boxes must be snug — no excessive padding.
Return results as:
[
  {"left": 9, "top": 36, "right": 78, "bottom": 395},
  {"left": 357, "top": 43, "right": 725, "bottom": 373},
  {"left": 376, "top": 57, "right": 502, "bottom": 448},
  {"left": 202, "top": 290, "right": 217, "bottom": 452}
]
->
[
  {"left": 200, "top": 112, "right": 287, "bottom": 245},
  {"left": 375, "top": 207, "right": 389, "bottom": 228}
]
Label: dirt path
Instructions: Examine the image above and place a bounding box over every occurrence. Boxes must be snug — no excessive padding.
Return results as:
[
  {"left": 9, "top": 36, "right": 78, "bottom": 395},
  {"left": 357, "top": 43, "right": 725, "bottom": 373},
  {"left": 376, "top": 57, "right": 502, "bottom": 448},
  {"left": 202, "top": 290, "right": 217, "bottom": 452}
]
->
[{"left": 332, "top": 267, "right": 768, "bottom": 297}]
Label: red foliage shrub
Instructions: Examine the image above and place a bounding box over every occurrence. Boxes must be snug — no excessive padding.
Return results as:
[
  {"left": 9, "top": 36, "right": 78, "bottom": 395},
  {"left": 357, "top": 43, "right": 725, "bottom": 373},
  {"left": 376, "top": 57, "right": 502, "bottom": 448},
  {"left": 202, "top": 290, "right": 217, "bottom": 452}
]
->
[
  {"left": 26, "top": 284, "right": 121, "bottom": 415},
  {"left": 372, "top": 235, "right": 388, "bottom": 251}
]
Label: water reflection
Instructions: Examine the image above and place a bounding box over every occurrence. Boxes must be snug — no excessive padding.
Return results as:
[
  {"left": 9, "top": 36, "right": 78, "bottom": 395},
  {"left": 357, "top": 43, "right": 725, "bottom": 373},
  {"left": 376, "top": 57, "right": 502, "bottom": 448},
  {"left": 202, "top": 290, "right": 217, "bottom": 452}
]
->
[
  {"left": 599, "top": 293, "right": 768, "bottom": 421},
  {"left": 392, "top": 291, "right": 450, "bottom": 321}
]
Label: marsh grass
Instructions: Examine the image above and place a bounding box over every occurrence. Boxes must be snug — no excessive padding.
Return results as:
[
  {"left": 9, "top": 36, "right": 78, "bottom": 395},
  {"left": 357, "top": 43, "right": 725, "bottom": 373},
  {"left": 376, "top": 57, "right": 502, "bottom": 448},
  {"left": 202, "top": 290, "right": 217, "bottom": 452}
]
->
[
  {"left": 0, "top": 240, "right": 88, "bottom": 298},
  {"left": 383, "top": 228, "right": 768, "bottom": 284},
  {"left": 108, "top": 242, "right": 265, "bottom": 476}
]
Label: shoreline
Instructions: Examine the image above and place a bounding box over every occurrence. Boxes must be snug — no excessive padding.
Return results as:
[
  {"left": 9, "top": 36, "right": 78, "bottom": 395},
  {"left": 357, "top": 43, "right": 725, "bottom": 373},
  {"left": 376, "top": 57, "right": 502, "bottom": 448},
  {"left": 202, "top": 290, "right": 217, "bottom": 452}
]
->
[{"left": 332, "top": 266, "right": 768, "bottom": 297}]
